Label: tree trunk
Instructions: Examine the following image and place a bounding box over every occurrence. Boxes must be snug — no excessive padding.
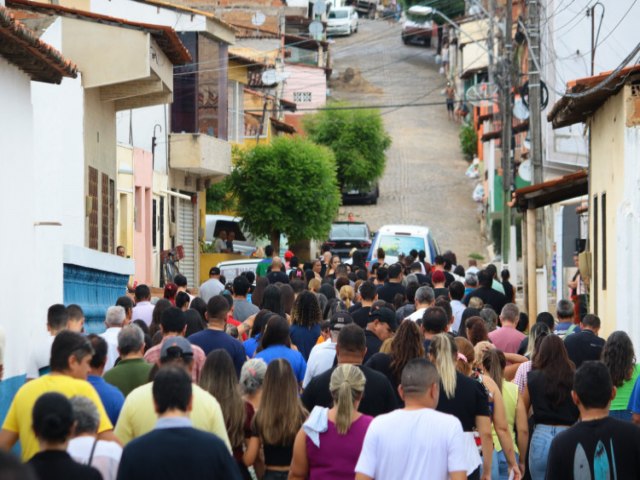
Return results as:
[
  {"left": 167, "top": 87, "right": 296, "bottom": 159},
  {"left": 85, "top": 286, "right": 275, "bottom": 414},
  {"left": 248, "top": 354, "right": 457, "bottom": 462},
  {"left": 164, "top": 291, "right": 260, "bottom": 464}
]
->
[{"left": 270, "top": 230, "right": 281, "bottom": 256}]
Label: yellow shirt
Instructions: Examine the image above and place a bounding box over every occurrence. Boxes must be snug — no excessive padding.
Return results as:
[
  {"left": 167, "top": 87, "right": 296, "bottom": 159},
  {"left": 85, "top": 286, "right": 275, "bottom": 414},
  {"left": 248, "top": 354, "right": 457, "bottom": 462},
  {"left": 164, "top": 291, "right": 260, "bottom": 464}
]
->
[
  {"left": 493, "top": 380, "right": 519, "bottom": 453},
  {"left": 2, "top": 374, "right": 113, "bottom": 461},
  {"left": 114, "top": 382, "right": 231, "bottom": 450}
]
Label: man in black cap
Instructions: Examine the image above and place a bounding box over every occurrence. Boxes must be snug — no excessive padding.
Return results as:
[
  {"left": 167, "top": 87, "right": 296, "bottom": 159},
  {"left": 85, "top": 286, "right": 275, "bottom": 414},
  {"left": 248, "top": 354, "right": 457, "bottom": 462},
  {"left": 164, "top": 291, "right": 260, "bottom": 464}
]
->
[
  {"left": 364, "top": 305, "right": 396, "bottom": 363},
  {"left": 198, "top": 267, "right": 224, "bottom": 303},
  {"left": 303, "top": 311, "right": 354, "bottom": 388},
  {"left": 302, "top": 324, "right": 397, "bottom": 417},
  {"left": 376, "top": 263, "right": 405, "bottom": 303}
]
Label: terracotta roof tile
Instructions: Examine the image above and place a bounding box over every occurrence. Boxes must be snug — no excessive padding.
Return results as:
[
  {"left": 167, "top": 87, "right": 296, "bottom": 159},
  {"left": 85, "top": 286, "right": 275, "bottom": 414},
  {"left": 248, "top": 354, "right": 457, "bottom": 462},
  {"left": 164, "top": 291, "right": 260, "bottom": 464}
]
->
[
  {"left": 0, "top": 6, "right": 77, "bottom": 83},
  {"left": 7, "top": 0, "right": 191, "bottom": 65}
]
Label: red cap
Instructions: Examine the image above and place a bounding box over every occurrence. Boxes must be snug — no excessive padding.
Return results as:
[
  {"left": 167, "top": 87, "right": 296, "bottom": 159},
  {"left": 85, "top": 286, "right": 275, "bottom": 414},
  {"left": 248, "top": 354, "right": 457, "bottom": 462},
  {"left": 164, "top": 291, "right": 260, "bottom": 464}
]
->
[{"left": 284, "top": 250, "right": 294, "bottom": 260}]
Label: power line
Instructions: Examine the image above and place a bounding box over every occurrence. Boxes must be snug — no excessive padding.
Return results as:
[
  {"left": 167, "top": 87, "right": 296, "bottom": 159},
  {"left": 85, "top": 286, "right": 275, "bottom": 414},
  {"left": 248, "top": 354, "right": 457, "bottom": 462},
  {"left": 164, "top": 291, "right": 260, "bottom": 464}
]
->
[{"left": 244, "top": 99, "right": 450, "bottom": 113}]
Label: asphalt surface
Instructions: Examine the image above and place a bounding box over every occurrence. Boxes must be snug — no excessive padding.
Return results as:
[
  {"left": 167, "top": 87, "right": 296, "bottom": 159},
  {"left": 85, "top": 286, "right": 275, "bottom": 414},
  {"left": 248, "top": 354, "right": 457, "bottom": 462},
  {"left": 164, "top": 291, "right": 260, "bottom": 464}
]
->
[{"left": 329, "top": 18, "right": 488, "bottom": 261}]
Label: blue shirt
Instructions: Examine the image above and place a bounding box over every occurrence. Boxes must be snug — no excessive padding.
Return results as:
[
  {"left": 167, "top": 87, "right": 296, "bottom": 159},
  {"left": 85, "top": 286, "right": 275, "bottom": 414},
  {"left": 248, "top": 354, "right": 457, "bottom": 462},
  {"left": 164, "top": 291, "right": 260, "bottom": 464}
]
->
[
  {"left": 289, "top": 324, "right": 321, "bottom": 361},
  {"left": 255, "top": 345, "right": 307, "bottom": 383},
  {"left": 88, "top": 374, "right": 124, "bottom": 425},
  {"left": 243, "top": 335, "right": 261, "bottom": 359},
  {"left": 188, "top": 329, "right": 246, "bottom": 376}
]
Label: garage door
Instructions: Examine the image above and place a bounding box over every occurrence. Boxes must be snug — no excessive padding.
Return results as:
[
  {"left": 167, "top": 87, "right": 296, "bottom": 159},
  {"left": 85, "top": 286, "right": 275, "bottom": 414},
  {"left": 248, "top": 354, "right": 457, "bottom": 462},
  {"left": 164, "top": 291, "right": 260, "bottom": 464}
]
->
[{"left": 177, "top": 198, "right": 196, "bottom": 286}]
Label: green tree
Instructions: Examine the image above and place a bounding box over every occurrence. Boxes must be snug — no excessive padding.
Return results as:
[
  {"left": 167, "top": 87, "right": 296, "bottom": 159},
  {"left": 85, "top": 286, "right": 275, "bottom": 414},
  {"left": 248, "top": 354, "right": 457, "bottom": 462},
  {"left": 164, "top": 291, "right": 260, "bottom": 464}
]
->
[
  {"left": 228, "top": 137, "right": 340, "bottom": 252},
  {"left": 205, "top": 177, "right": 235, "bottom": 213},
  {"left": 303, "top": 104, "right": 391, "bottom": 191}
]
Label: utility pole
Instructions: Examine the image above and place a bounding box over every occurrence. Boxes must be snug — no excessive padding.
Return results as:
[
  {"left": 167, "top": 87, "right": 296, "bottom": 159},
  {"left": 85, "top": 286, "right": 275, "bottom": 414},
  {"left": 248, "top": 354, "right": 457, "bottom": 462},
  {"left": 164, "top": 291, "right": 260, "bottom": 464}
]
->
[
  {"left": 500, "top": 0, "right": 513, "bottom": 263},
  {"left": 487, "top": 0, "right": 496, "bottom": 87},
  {"left": 527, "top": 0, "right": 544, "bottom": 271}
]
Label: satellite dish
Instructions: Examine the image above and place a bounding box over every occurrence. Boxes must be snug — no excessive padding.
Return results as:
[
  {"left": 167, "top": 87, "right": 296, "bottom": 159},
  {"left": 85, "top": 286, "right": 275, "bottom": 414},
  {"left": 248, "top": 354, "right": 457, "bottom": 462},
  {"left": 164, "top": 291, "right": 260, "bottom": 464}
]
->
[
  {"left": 465, "top": 82, "right": 499, "bottom": 106},
  {"left": 251, "top": 11, "right": 266, "bottom": 26},
  {"left": 513, "top": 96, "right": 530, "bottom": 121},
  {"left": 313, "top": 0, "right": 327, "bottom": 16},
  {"left": 518, "top": 159, "right": 532, "bottom": 182},
  {"left": 261, "top": 69, "right": 278, "bottom": 86},
  {"left": 309, "top": 20, "right": 324, "bottom": 36}
]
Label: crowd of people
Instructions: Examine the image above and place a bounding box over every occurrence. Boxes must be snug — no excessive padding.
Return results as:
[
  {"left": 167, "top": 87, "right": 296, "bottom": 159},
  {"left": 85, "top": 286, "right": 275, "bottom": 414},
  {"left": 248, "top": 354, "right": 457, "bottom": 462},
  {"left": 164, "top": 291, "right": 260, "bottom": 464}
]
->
[{"left": 1, "top": 247, "right": 640, "bottom": 480}]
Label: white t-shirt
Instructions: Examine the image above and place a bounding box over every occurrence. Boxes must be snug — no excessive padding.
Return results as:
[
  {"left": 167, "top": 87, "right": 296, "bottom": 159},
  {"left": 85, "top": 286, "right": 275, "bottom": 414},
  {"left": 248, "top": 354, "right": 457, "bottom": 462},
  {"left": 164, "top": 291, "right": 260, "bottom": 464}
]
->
[
  {"left": 68, "top": 436, "right": 122, "bottom": 480},
  {"left": 100, "top": 327, "right": 122, "bottom": 372},
  {"left": 302, "top": 340, "right": 336, "bottom": 388},
  {"left": 355, "top": 408, "right": 466, "bottom": 480},
  {"left": 26, "top": 335, "right": 55, "bottom": 379},
  {"left": 406, "top": 307, "right": 427, "bottom": 322}
]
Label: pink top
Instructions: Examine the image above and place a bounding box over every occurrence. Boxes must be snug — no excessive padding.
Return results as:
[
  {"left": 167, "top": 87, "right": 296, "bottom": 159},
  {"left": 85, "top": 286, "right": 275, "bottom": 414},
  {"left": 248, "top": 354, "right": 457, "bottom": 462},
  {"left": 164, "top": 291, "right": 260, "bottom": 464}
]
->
[
  {"left": 514, "top": 361, "right": 532, "bottom": 393},
  {"left": 306, "top": 415, "right": 373, "bottom": 480},
  {"left": 488, "top": 326, "right": 526, "bottom": 354}
]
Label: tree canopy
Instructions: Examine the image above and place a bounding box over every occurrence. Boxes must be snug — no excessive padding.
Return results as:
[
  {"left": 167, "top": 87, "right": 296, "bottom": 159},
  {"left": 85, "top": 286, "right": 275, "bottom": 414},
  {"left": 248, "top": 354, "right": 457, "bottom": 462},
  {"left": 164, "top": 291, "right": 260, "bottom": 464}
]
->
[
  {"left": 228, "top": 136, "right": 340, "bottom": 251},
  {"left": 303, "top": 104, "right": 391, "bottom": 191}
]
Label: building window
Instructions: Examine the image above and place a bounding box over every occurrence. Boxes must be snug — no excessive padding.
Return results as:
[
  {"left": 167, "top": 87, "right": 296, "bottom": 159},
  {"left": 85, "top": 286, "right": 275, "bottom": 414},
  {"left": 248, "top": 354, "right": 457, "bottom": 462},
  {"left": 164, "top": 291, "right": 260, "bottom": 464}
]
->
[
  {"left": 601, "top": 193, "right": 606, "bottom": 290},
  {"left": 88, "top": 167, "right": 99, "bottom": 250},
  {"left": 101, "top": 174, "right": 111, "bottom": 253},
  {"left": 293, "top": 91, "right": 312, "bottom": 103},
  {"left": 227, "top": 81, "right": 244, "bottom": 143},
  {"left": 152, "top": 199, "right": 157, "bottom": 248}
]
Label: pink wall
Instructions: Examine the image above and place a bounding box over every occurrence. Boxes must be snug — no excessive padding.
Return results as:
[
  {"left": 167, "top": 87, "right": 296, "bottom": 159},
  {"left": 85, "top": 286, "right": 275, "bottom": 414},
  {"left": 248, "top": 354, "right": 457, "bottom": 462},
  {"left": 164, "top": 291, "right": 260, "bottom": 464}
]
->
[
  {"left": 133, "top": 148, "right": 153, "bottom": 285},
  {"left": 282, "top": 63, "right": 327, "bottom": 112}
]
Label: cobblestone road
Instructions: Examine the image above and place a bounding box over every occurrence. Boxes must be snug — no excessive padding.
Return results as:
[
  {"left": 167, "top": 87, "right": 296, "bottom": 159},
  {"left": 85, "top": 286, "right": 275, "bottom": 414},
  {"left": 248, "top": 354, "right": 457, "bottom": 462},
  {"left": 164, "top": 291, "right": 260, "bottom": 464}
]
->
[{"left": 329, "top": 19, "right": 488, "bottom": 261}]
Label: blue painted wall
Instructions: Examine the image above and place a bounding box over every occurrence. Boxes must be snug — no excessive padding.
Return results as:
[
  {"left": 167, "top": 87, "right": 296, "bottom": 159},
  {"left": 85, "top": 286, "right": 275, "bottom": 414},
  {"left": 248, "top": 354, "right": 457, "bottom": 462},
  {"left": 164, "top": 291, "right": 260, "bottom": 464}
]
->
[{"left": 63, "top": 264, "right": 129, "bottom": 334}]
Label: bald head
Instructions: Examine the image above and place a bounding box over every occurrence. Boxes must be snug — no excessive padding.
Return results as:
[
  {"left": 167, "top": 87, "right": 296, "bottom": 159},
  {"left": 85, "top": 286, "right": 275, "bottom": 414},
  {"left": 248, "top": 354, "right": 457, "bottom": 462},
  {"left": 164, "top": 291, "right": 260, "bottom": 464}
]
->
[{"left": 271, "top": 256, "right": 283, "bottom": 271}]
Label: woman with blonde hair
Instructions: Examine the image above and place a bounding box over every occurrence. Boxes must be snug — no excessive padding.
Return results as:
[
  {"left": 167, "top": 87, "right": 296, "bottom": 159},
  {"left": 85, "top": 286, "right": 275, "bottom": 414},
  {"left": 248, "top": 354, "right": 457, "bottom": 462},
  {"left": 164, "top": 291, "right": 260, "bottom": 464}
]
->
[
  {"left": 244, "top": 359, "right": 307, "bottom": 480},
  {"left": 430, "top": 334, "right": 521, "bottom": 480},
  {"left": 290, "top": 365, "right": 372, "bottom": 480},
  {"left": 339, "top": 285, "right": 355, "bottom": 311}
]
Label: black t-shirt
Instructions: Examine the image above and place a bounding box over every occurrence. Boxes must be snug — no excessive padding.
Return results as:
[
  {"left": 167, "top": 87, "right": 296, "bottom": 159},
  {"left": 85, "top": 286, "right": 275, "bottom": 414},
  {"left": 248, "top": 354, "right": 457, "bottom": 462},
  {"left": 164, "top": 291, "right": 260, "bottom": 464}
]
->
[
  {"left": 351, "top": 306, "right": 372, "bottom": 329},
  {"left": 546, "top": 417, "right": 640, "bottom": 480},
  {"left": 462, "top": 287, "right": 508, "bottom": 314},
  {"left": 363, "top": 330, "right": 382, "bottom": 364},
  {"left": 267, "top": 271, "right": 289, "bottom": 284},
  {"left": 415, "top": 273, "right": 430, "bottom": 285},
  {"left": 436, "top": 372, "right": 490, "bottom": 431},
  {"left": 502, "top": 280, "right": 514, "bottom": 302},
  {"left": 376, "top": 282, "right": 406, "bottom": 303},
  {"left": 563, "top": 330, "right": 605, "bottom": 369},
  {"left": 433, "top": 287, "right": 449, "bottom": 299},
  {"left": 528, "top": 370, "right": 579, "bottom": 426},
  {"left": 301, "top": 364, "right": 398, "bottom": 417},
  {"left": 28, "top": 451, "right": 102, "bottom": 480},
  {"left": 365, "top": 352, "right": 403, "bottom": 405}
]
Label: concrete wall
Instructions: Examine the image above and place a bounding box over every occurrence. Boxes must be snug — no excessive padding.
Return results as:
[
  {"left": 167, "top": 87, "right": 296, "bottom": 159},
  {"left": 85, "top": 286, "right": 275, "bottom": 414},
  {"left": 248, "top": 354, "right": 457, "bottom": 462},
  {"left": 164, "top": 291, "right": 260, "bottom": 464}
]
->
[
  {"left": 283, "top": 63, "right": 327, "bottom": 112},
  {"left": 133, "top": 148, "right": 154, "bottom": 284},
  {"left": 0, "top": 58, "right": 38, "bottom": 383},
  {"left": 543, "top": 0, "right": 640, "bottom": 172},
  {"left": 588, "top": 88, "right": 625, "bottom": 340}
]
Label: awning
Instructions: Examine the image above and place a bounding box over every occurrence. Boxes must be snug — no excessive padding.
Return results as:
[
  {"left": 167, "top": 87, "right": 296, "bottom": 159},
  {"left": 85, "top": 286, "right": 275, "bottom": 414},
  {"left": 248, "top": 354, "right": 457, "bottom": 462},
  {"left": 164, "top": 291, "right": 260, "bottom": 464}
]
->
[
  {"left": 547, "top": 64, "right": 640, "bottom": 129},
  {"left": 514, "top": 170, "right": 588, "bottom": 211},
  {"left": 270, "top": 117, "right": 296, "bottom": 134}
]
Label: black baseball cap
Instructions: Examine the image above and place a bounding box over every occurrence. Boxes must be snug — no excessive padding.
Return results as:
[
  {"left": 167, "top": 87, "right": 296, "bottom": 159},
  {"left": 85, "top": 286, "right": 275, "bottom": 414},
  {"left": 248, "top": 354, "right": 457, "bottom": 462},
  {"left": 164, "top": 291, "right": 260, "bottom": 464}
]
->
[
  {"left": 330, "top": 311, "right": 354, "bottom": 331},
  {"left": 369, "top": 306, "right": 397, "bottom": 331}
]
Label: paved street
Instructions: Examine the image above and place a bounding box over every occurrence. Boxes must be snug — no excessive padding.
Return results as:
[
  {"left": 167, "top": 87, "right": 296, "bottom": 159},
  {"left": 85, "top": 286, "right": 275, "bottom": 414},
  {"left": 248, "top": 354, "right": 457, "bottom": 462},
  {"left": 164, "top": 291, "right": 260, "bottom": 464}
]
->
[{"left": 329, "top": 19, "right": 488, "bottom": 260}]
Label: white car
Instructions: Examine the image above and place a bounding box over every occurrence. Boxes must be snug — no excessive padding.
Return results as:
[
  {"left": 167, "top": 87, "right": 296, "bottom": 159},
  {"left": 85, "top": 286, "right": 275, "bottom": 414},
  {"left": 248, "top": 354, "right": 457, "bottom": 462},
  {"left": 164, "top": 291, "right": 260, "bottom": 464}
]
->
[
  {"left": 327, "top": 7, "right": 359, "bottom": 36},
  {"left": 366, "top": 224, "right": 440, "bottom": 265}
]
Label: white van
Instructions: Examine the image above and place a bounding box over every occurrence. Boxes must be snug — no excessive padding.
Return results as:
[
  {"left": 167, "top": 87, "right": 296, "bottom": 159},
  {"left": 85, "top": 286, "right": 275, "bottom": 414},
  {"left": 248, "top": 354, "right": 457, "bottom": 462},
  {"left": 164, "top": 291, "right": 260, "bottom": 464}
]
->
[{"left": 366, "top": 224, "right": 440, "bottom": 265}]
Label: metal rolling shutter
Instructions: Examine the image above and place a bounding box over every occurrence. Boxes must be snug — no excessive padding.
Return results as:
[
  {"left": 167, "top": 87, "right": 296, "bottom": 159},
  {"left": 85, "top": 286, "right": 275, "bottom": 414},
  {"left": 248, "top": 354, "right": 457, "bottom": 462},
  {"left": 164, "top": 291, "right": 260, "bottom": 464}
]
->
[{"left": 177, "top": 198, "right": 196, "bottom": 286}]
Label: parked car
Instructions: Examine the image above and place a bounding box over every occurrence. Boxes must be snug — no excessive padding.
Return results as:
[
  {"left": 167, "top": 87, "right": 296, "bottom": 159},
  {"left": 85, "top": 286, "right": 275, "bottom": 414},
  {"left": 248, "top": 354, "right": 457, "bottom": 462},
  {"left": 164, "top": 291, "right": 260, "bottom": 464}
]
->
[
  {"left": 341, "top": 182, "right": 379, "bottom": 205},
  {"left": 327, "top": 6, "right": 359, "bottom": 36},
  {"left": 366, "top": 224, "right": 440, "bottom": 265},
  {"left": 322, "top": 221, "right": 372, "bottom": 260},
  {"left": 349, "top": 0, "right": 379, "bottom": 19},
  {"left": 401, "top": 5, "right": 434, "bottom": 47},
  {"left": 215, "top": 258, "right": 263, "bottom": 281}
]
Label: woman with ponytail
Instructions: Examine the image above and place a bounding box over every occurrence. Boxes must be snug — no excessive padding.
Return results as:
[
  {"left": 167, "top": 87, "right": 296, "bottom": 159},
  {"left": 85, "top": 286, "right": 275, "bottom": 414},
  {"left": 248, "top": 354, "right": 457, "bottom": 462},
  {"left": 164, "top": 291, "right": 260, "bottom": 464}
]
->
[
  {"left": 28, "top": 393, "right": 102, "bottom": 480},
  {"left": 429, "top": 334, "right": 516, "bottom": 480},
  {"left": 290, "top": 364, "right": 373, "bottom": 480}
]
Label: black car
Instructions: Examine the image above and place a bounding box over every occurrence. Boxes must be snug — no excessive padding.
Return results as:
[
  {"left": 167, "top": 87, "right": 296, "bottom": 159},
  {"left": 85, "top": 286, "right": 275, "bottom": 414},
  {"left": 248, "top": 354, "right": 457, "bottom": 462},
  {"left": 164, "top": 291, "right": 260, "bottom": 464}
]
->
[
  {"left": 322, "top": 222, "right": 372, "bottom": 260},
  {"left": 341, "top": 182, "right": 379, "bottom": 205}
]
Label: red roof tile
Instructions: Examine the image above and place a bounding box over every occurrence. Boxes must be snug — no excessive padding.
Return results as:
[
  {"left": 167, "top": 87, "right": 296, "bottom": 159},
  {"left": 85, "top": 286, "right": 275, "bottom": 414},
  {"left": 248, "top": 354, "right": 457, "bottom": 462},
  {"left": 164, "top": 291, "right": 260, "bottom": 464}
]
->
[
  {"left": 7, "top": 0, "right": 191, "bottom": 65},
  {"left": 0, "top": 6, "right": 77, "bottom": 83}
]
